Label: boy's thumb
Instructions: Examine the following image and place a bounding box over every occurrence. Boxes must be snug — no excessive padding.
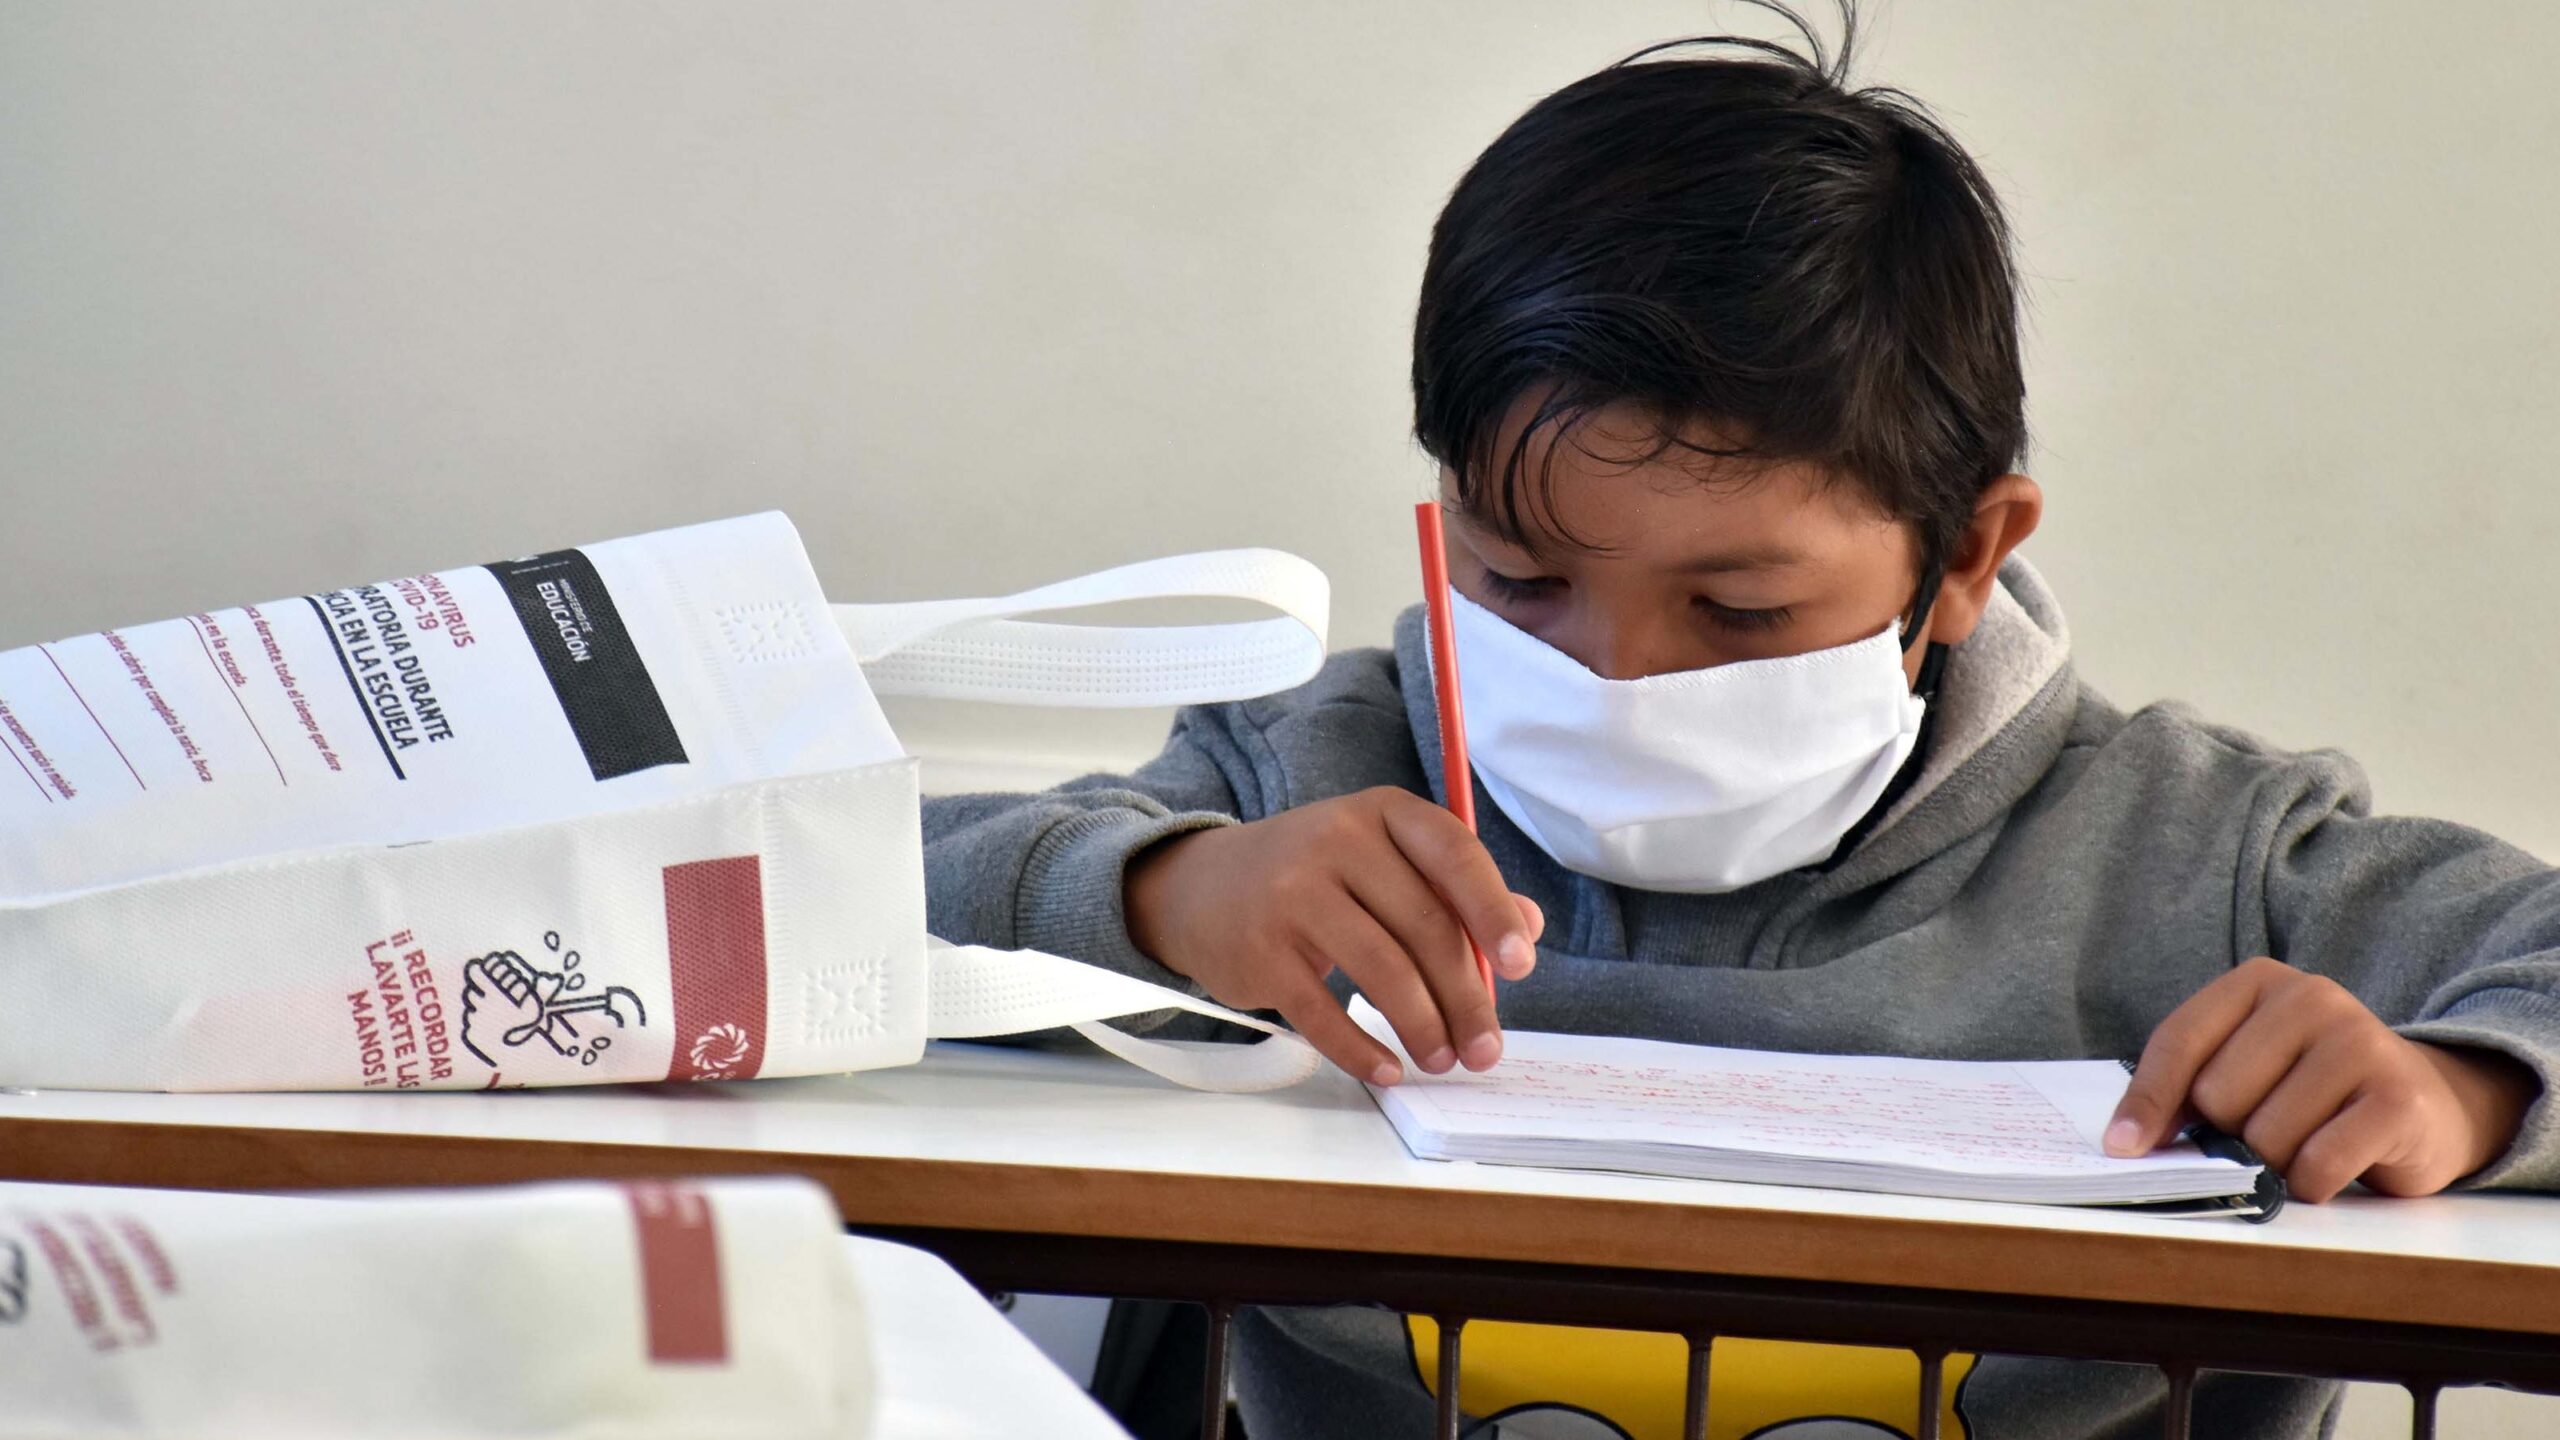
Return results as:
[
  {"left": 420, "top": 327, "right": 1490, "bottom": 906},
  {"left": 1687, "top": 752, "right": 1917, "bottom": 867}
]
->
[
  {"left": 2105, "top": 1069, "right": 2189, "bottom": 1158},
  {"left": 1513, "top": 894, "right": 1545, "bottom": 942}
]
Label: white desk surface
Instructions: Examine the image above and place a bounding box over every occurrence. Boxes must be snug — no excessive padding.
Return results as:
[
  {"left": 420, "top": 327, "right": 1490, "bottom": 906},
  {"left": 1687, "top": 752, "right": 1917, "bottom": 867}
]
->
[
  {"left": 846, "top": 1234, "right": 1126, "bottom": 1439},
  {"left": 8, "top": 1041, "right": 2559, "bottom": 1334}
]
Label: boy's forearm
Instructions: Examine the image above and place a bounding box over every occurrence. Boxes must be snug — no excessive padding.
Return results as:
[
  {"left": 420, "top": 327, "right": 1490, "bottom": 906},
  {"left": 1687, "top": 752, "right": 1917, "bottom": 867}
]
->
[
  {"left": 923, "top": 792, "right": 1243, "bottom": 1041},
  {"left": 1011, "top": 803, "right": 1234, "bottom": 996}
]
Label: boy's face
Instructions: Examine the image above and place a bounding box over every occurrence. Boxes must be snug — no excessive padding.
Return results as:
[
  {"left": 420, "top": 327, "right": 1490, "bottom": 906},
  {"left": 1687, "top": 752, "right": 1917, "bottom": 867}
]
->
[{"left": 1441, "top": 402, "right": 1936, "bottom": 685}]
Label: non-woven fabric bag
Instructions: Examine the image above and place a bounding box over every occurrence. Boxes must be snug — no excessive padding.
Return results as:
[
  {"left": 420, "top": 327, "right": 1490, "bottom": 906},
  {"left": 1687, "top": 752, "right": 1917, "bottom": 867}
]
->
[
  {"left": 0, "top": 512, "right": 1320, "bottom": 1093},
  {"left": 0, "top": 1176, "right": 869, "bottom": 1439}
]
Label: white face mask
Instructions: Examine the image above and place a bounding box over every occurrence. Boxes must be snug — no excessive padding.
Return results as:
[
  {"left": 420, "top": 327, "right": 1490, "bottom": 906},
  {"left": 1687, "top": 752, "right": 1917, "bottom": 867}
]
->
[{"left": 1449, "top": 592, "right": 1929, "bottom": 893}]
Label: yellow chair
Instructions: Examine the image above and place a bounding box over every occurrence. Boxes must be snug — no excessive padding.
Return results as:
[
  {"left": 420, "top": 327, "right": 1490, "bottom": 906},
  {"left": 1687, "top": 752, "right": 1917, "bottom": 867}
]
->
[{"left": 1410, "top": 1317, "right": 1974, "bottom": 1439}]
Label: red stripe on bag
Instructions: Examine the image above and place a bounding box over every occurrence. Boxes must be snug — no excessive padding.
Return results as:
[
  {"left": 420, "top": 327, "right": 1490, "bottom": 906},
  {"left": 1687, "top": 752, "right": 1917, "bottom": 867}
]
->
[
  {"left": 625, "top": 1181, "right": 728, "bottom": 1364},
  {"left": 662, "top": 856, "right": 769, "bottom": 1082}
]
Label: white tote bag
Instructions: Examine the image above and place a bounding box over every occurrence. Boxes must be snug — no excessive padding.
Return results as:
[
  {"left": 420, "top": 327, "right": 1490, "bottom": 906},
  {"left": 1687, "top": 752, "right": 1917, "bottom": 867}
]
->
[
  {"left": 0, "top": 512, "right": 1319, "bottom": 1094},
  {"left": 0, "top": 1176, "right": 870, "bottom": 1439}
]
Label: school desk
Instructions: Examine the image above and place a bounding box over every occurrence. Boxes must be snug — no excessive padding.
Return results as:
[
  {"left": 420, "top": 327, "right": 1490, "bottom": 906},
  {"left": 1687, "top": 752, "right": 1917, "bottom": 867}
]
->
[{"left": 5, "top": 1042, "right": 2557, "bottom": 1440}]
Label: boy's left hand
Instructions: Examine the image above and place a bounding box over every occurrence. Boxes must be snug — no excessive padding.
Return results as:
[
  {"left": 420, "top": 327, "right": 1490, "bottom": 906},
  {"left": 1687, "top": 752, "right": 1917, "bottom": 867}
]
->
[{"left": 2107, "top": 957, "right": 2540, "bottom": 1202}]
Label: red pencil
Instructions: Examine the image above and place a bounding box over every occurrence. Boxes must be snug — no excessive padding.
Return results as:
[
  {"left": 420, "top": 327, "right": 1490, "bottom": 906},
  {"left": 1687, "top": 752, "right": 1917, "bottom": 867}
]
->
[{"left": 1414, "top": 501, "right": 1498, "bottom": 1003}]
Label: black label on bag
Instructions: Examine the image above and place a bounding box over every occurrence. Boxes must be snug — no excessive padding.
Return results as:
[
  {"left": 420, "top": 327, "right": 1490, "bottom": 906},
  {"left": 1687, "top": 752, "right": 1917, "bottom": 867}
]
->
[{"left": 484, "top": 548, "right": 688, "bottom": 781}]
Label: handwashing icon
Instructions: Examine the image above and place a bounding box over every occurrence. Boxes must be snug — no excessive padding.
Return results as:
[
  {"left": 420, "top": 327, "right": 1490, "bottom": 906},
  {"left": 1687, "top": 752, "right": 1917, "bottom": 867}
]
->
[{"left": 460, "top": 933, "right": 647, "bottom": 1070}]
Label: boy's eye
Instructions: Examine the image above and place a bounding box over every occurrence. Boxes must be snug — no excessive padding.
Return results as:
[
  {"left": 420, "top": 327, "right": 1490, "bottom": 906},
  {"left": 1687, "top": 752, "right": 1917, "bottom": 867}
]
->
[
  {"left": 1479, "top": 570, "right": 1564, "bottom": 603},
  {"left": 1695, "top": 597, "right": 1793, "bottom": 632}
]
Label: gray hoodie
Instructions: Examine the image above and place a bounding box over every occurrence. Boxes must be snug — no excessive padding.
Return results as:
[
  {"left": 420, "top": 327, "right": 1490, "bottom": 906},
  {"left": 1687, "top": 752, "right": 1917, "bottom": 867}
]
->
[{"left": 922, "top": 559, "right": 2560, "bottom": 1438}]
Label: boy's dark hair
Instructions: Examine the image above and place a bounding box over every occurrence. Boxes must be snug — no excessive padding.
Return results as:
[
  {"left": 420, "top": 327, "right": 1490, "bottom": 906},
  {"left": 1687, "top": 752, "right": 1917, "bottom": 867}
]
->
[{"left": 1413, "top": 2, "right": 2025, "bottom": 569}]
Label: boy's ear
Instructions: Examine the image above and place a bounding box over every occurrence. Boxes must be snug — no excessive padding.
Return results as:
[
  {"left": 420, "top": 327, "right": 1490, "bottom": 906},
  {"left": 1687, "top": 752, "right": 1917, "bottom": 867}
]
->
[{"left": 1924, "top": 473, "right": 2044, "bottom": 647}]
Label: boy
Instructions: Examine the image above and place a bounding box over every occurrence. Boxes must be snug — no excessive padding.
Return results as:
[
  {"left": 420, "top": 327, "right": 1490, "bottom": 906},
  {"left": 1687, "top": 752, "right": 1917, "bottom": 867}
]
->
[{"left": 923, "top": 13, "right": 2556, "bottom": 1436}]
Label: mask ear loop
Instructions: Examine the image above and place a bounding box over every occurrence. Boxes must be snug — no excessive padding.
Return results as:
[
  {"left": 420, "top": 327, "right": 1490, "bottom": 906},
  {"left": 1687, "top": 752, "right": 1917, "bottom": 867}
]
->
[
  {"left": 1901, "top": 551, "right": 1952, "bottom": 705},
  {"left": 1900, "top": 553, "right": 1947, "bottom": 650},
  {"left": 1816, "top": 548, "right": 1953, "bottom": 873}
]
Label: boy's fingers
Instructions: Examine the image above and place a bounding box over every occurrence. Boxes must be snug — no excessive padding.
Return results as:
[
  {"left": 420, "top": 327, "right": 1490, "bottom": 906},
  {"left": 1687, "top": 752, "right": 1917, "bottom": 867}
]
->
[
  {"left": 1303, "top": 895, "right": 1457, "bottom": 1073},
  {"left": 1346, "top": 862, "right": 1501, "bottom": 1070},
  {"left": 2190, "top": 971, "right": 2372, "bottom": 1128},
  {"left": 2287, "top": 1091, "right": 2400, "bottom": 1203},
  {"left": 1271, "top": 975, "right": 1404, "bottom": 1089},
  {"left": 2108, "top": 963, "right": 2278, "bottom": 1156},
  {"left": 2185, "top": 1000, "right": 2319, "bottom": 1133},
  {"left": 1514, "top": 894, "right": 1546, "bottom": 946},
  {"left": 1499, "top": 893, "right": 1545, "bottom": 977},
  {"left": 1342, "top": 866, "right": 1483, "bottom": 1057},
  {"left": 2234, "top": 1038, "right": 2364, "bottom": 1174},
  {"left": 1381, "top": 798, "right": 1533, "bottom": 986},
  {"left": 1348, "top": 849, "right": 1473, "bottom": 968}
]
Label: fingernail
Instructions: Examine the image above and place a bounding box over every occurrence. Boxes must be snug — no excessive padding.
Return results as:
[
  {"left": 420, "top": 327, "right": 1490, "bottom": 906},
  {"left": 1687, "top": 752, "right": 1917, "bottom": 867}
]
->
[
  {"left": 1422, "top": 1045, "right": 1457, "bottom": 1074},
  {"left": 1462, "top": 1032, "right": 1502, "bottom": 1071},
  {"left": 1369, "top": 1059, "right": 1403, "bottom": 1087},
  {"left": 2104, "top": 1118, "right": 2144, "bottom": 1157},
  {"left": 1498, "top": 935, "right": 1535, "bottom": 977}
]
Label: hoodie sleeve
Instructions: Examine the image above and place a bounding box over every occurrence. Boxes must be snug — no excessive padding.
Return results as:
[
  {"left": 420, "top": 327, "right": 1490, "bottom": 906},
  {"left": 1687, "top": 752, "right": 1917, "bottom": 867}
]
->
[
  {"left": 921, "top": 702, "right": 1272, "bottom": 1005},
  {"left": 921, "top": 643, "right": 1425, "bottom": 1038},
  {"left": 2240, "top": 747, "right": 2560, "bottom": 1190}
]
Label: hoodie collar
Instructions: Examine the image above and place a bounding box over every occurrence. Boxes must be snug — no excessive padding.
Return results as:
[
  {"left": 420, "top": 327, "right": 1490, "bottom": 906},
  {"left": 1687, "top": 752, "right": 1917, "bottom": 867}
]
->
[{"left": 1870, "top": 553, "right": 2072, "bottom": 836}]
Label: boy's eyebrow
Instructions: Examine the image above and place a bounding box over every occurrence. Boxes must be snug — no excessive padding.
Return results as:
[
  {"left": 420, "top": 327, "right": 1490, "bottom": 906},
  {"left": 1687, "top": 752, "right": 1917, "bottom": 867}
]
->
[
  {"left": 1448, "top": 512, "right": 1810, "bottom": 574},
  {"left": 1670, "top": 545, "right": 1811, "bottom": 575}
]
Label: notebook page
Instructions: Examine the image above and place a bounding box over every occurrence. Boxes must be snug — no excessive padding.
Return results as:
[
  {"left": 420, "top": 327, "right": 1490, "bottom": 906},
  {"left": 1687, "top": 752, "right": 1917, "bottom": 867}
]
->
[{"left": 1350, "top": 999, "right": 2236, "bottom": 1180}]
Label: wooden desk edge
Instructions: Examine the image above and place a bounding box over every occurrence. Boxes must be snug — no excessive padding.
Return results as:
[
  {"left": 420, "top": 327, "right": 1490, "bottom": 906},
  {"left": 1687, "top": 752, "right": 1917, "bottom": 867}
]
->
[{"left": 1, "top": 1114, "right": 2539, "bottom": 1335}]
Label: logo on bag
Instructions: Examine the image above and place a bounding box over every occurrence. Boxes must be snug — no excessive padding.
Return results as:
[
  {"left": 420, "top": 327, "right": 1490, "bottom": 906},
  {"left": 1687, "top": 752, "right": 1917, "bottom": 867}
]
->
[
  {"left": 686, "top": 1023, "right": 752, "bottom": 1079},
  {"left": 460, "top": 930, "right": 648, "bottom": 1070},
  {"left": 481, "top": 548, "right": 688, "bottom": 781},
  {"left": 663, "top": 856, "right": 770, "bottom": 1084}
]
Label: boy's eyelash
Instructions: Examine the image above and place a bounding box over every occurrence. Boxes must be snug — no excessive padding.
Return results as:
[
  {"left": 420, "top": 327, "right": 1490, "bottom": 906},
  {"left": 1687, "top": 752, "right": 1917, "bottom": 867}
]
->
[
  {"left": 1479, "top": 573, "right": 1792, "bottom": 632},
  {"left": 1695, "top": 598, "right": 1793, "bottom": 632},
  {"left": 1479, "top": 571, "right": 1561, "bottom": 602}
]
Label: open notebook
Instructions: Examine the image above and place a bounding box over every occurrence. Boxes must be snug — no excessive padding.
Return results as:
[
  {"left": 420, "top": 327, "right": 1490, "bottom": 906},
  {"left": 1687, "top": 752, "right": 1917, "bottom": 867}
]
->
[{"left": 1351, "top": 999, "right": 2272, "bottom": 1216}]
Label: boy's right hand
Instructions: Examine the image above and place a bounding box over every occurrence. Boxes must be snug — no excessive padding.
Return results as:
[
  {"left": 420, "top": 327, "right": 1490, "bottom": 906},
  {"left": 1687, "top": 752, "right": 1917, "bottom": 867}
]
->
[{"left": 1123, "top": 787, "right": 1543, "bottom": 1086}]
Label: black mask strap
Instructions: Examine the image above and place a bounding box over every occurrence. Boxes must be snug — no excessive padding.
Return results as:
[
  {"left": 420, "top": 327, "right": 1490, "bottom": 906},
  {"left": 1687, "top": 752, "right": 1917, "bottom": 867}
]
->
[
  {"left": 1900, "top": 552, "right": 1947, "bottom": 654},
  {"left": 1817, "top": 555, "right": 1954, "bottom": 873}
]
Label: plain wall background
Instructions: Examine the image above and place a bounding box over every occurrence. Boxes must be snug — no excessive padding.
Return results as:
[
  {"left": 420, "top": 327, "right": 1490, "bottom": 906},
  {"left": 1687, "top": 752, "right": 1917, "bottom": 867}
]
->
[
  {"left": 5, "top": 3, "right": 2559, "bottom": 1426},
  {"left": 8, "top": 0, "right": 2560, "bottom": 852}
]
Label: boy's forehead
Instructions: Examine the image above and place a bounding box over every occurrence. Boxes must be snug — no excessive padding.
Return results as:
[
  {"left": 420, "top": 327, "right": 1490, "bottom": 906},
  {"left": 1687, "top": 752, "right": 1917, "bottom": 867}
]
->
[{"left": 1445, "top": 408, "right": 1893, "bottom": 565}]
